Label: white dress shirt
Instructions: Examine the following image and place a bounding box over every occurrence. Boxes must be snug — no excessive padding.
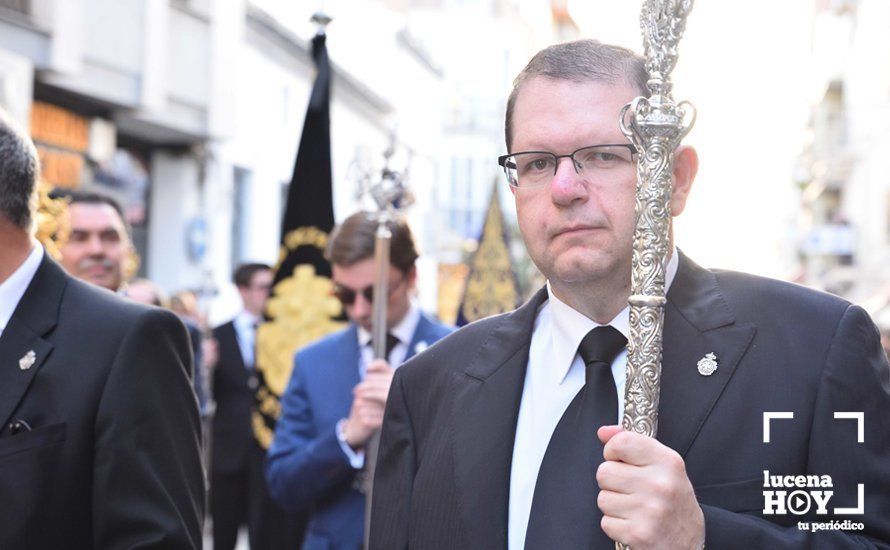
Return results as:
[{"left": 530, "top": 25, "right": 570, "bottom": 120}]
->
[
  {"left": 0, "top": 243, "right": 43, "bottom": 339},
  {"left": 508, "top": 247, "right": 679, "bottom": 550},
  {"left": 339, "top": 302, "right": 422, "bottom": 467}
]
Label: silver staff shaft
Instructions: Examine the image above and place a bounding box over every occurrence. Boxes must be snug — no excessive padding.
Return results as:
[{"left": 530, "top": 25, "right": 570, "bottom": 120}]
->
[
  {"left": 364, "top": 221, "right": 392, "bottom": 548},
  {"left": 616, "top": 1, "right": 696, "bottom": 549},
  {"left": 371, "top": 224, "right": 392, "bottom": 361}
]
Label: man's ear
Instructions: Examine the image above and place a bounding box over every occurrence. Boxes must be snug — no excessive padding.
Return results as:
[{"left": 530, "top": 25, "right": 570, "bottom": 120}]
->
[{"left": 671, "top": 145, "right": 698, "bottom": 217}]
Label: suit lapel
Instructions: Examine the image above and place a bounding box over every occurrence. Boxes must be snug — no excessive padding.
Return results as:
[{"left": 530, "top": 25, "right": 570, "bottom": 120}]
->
[
  {"left": 656, "top": 253, "right": 756, "bottom": 457},
  {"left": 404, "top": 313, "right": 435, "bottom": 362},
  {"left": 452, "top": 288, "right": 548, "bottom": 550},
  {"left": 0, "top": 255, "right": 64, "bottom": 428},
  {"left": 339, "top": 325, "right": 361, "bottom": 388},
  {"left": 219, "top": 322, "right": 249, "bottom": 387}
]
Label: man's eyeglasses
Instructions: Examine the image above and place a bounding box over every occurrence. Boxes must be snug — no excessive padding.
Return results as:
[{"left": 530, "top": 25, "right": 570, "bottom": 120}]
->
[
  {"left": 497, "top": 144, "right": 638, "bottom": 189},
  {"left": 332, "top": 276, "right": 405, "bottom": 306}
]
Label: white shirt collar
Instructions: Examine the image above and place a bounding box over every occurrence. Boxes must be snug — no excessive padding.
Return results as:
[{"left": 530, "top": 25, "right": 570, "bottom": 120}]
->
[
  {"left": 546, "top": 245, "right": 680, "bottom": 384},
  {"left": 357, "top": 301, "right": 422, "bottom": 349},
  {"left": 0, "top": 243, "right": 44, "bottom": 336},
  {"left": 234, "top": 310, "right": 260, "bottom": 332}
]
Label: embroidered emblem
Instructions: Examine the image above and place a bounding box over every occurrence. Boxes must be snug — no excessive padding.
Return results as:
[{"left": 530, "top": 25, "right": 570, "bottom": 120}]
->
[
  {"left": 19, "top": 350, "right": 36, "bottom": 371},
  {"left": 697, "top": 352, "right": 718, "bottom": 376}
]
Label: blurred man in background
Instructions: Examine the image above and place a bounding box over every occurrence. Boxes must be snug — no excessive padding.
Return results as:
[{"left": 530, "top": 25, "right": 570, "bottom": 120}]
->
[
  {"left": 266, "top": 212, "right": 452, "bottom": 550},
  {"left": 211, "top": 262, "right": 303, "bottom": 549}
]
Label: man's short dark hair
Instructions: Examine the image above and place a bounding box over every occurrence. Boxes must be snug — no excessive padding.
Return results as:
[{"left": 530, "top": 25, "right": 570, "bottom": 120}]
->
[
  {"left": 0, "top": 109, "right": 40, "bottom": 230},
  {"left": 233, "top": 262, "right": 272, "bottom": 288},
  {"left": 326, "top": 212, "right": 419, "bottom": 274},
  {"left": 504, "top": 39, "right": 648, "bottom": 151},
  {"left": 49, "top": 188, "right": 130, "bottom": 234}
]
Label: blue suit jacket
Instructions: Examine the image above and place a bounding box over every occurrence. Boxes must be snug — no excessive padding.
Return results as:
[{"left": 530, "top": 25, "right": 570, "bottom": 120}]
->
[{"left": 266, "top": 312, "right": 452, "bottom": 550}]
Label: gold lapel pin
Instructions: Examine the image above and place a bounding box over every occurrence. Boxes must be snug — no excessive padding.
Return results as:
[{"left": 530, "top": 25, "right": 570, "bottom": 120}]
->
[
  {"left": 19, "top": 350, "right": 36, "bottom": 371},
  {"left": 697, "top": 352, "right": 718, "bottom": 376}
]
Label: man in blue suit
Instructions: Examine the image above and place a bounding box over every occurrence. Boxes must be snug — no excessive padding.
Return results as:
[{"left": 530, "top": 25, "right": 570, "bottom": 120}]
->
[{"left": 266, "top": 212, "right": 452, "bottom": 549}]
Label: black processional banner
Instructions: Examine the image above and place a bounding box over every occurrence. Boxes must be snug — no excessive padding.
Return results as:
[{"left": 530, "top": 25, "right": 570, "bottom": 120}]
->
[{"left": 254, "top": 32, "right": 344, "bottom": 448}]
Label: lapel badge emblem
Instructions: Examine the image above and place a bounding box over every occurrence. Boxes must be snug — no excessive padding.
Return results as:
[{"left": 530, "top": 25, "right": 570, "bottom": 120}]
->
[
  {"left": 19, "top": 350, "right": 36, "bottom": 371},
  {"left": 697, "top": 352, "right": 718, "bottom": 376}
]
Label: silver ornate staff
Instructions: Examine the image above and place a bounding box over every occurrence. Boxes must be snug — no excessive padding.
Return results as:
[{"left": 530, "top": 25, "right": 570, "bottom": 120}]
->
[
  {"left": 353, "top": 140, "right": 413, "bottom": 549},
  {"left": 617, "top": 1, "right": 696, "bottom": 547}
]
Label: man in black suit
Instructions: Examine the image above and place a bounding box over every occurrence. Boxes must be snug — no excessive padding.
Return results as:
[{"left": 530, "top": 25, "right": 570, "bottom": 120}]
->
[
  {"left": 211, "top": 263, "right": 304, "bottom": 549},
  {"left": 370, "top": 40, "right": 890, "bottom": 549},
  {"left": 0, "top": 112, "right": 204, "bottom": 546}
]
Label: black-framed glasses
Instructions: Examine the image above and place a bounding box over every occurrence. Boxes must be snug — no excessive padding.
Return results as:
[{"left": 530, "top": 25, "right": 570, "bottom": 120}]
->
[
  {"left": 332, "top": 275, "right": 405, "bottom": 306},
  {"left": 497, "top": 144, "right": 638, "bottom": 188}
]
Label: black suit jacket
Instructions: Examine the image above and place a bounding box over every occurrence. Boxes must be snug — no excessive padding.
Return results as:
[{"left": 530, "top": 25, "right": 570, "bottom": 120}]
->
[
  {"left": 0, "top": 254, "right": 204, "bottom": 548},
  {"left": 211, "top": 319, "right": 255, "bottom": 474},
  {"left": 370, "top": 253, "right": 890, "bottom": 549}
]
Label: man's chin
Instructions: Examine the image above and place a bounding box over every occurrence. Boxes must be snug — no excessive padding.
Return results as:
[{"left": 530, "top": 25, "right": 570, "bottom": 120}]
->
[{"left": 549, "top": 254, "right": 612, "bottom": 283}]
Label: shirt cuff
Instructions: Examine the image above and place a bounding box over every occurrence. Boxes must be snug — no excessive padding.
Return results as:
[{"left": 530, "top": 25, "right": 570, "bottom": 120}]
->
[{"left": 335, "top": 419, "right": 365, "bottom": 469}]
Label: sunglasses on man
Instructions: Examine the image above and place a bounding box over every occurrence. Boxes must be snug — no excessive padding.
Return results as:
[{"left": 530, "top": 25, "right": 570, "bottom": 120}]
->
[{"left": 332, "top": 275, "right": 406, "bottom": 306}]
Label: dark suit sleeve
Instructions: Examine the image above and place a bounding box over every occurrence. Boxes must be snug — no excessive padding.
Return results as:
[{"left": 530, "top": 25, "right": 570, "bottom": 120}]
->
[
  {"left": 369, "top": 369, "right": 415, "bottom": 550},
  {"left": 265, "top": 355, "right": 357, "bottom": 512},
  {"left": 185, "top": 321, "right": 208, "bottom": 414},
  {"left": 703, "top": 305, "right": 890, "bottom": 549},
  {"left": 92, "top": 309, "right": 205, "bottom": 549}
]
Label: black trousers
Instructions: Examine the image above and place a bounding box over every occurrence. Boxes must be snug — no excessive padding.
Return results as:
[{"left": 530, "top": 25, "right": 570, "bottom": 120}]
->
[{"left": 211, "top": 444, "right": 306, "bottom": 550}]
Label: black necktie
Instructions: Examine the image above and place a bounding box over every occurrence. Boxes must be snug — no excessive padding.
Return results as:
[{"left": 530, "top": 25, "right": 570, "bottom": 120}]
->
[
  {"left": 524, "top": 325, "right": 628, "bottom": 549},
  {"left": 369, "top": 332, "right": 400, "bottom": 363}
]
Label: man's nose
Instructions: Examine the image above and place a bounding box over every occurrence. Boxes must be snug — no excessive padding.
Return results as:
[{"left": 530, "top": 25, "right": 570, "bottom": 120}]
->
[
  {"left": 550, "top": 157, "right": 587, "bottom": 206},
  {"left": 351, "top": 292, "right": 372, "bottom": 318},
  {"left": 84, "top": 234, "right": 105, "bottom": 255}
]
